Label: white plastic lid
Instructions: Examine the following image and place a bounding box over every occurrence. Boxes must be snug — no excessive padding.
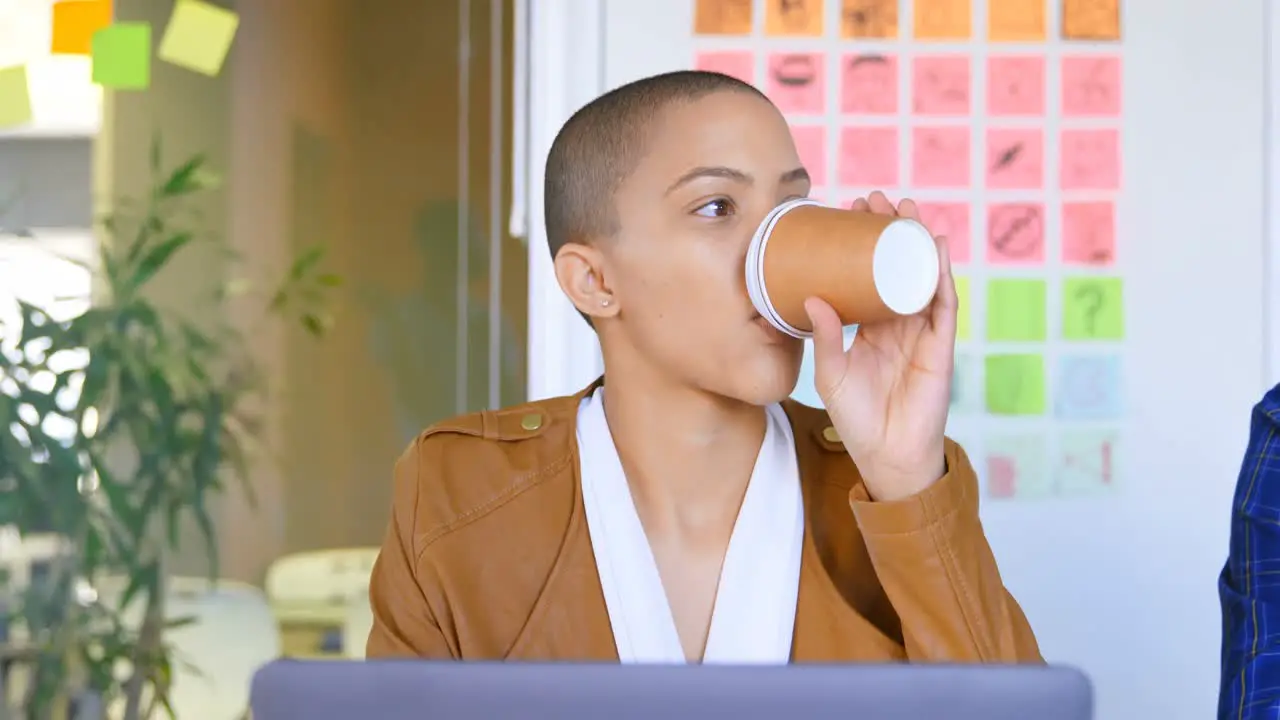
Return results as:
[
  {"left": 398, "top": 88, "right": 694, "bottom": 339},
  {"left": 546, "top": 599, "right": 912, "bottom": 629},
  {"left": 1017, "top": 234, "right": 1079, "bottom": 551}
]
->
[{"left": 873, "top": 218, "right": 939, "bottom": 316}]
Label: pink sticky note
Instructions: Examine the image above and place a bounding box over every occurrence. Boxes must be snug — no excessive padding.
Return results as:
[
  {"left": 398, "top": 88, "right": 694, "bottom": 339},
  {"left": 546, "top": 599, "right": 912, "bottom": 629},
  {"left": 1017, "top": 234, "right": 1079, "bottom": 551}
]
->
[
  {"left": 986, "top": 128, "right": 1043, "bottom": 189},
  {"left": 695, "top": 51, "right": 755, "bottom": 84},
  {"left": 917, "top": 202, "right": 971, "bottom": 263},
  {"left": 841, "top": 53, "right": 897, "bottom": 114},
  {"left": 790, "top": 125, "right": 827, "bottom": 185},
  {"left": 911, "top": 127, "right": 970, "bottom": 188},
  {"left": 1062, "top": 55, "right": 1122, "bottom": 117},
  {"left": 1061, "top": 201, "right": 1116, "bottom": 266},
  {"left": 766, "top": 52, "right": 825, "bottom": 114},
  {"left": 911, "top": 55, "right": 970, "bottom": 115},
  {"left": 987, "top": 203, "right": 1045, "bottom": 264},
  {"left": 987, "top": 56, "right": 1044, "bottom": 116},
  {"left": 1061, "top": 129, "right": 1121, "bottom": 190},
  {"left": 838, "top": 127, "right": 898, "bottom": 186}
]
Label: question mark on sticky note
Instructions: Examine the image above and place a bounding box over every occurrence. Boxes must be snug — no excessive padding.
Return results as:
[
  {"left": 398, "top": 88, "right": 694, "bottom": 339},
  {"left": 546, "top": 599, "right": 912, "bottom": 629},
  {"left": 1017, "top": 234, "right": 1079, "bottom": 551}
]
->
[{"left": 1074, "top": 283, "right": 1104, "bottom": 336}]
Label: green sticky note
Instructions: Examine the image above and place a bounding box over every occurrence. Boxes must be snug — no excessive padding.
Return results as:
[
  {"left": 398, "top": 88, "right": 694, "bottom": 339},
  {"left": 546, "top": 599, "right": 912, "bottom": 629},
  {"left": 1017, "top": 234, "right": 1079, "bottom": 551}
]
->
[
  {"left": 986, "top": 279, "right": 1046, "bottom": 341},
  {"left": 92, "top": 22, "right": 152, "bottom": 89},
  {"left": 955, "top": 275, "right": 971, "bottom": 340},
  {"left": 1063, "top": 277, "right": 1123, "bottom": 340},
  {"left": 0, "top": 65, "right": 34, "bottom": 129},
  {"left": 984, "top": 353, "right": 1045, "bottom": 415},
  {"left": 158, "top": 0, "right": 240, "bottom": 77}
]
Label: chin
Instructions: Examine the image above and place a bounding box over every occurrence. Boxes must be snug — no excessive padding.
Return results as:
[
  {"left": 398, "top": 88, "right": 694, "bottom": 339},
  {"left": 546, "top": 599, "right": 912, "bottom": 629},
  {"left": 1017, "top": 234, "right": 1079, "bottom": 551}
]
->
[{"left": 717, "top": 353, "right": 802, "bottom": 406}]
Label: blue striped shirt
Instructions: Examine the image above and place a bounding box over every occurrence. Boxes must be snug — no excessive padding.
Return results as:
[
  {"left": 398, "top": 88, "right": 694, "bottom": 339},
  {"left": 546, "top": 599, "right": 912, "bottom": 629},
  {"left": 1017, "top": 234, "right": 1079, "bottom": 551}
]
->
[{"left": 1221, "top": 382, "right": 1280, "bottom": 718}]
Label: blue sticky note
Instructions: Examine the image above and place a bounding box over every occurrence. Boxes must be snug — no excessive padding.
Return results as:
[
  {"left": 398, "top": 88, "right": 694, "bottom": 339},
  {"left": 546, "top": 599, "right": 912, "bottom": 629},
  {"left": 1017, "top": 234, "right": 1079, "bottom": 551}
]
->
[
  {"left": 1054, "top": 354, "right": 1122, "bottom": 420},
  {"left": 791, "top": 326, "right": 859, "bottom": 408}
]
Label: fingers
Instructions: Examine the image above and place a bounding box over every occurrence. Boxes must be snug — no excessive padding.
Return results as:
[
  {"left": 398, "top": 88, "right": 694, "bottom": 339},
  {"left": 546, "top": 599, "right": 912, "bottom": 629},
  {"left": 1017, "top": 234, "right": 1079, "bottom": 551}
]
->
[
  {"left": 852, "top": 192, "right": 922, "bottom": 224},
  {"left": 896, "top": 198, "right": 920, "bottom": 222},
  {"left": 866, "top": 191, "right": 896, "bottom": 215},
  {"left": 928, "top": 234, "right": 958, "bottom": 339},
  {"left": 850, "top": 197, "right": 870, "bottom": 212},
  {"left": 804, "top": 297, "right": 847, "bottom": 393}
]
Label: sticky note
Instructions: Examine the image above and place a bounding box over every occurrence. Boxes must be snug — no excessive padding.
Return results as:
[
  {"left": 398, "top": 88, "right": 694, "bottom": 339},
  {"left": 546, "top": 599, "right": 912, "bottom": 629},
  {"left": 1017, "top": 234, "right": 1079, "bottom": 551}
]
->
[
  {"left": 1062, "top": 277, "right": 1123, "bottom": 340},
  {"left": 917, "top": 202, "right": 970, "bottom": 263},
  {"left": 1061, "top": 55, "right": 1122, "bottom": 117},
  {"left": 766, "top": 53, "right": 825, "bottom": 114},
  {"left": 838, "top": 127, "right": 898, "bottom": 187},
  {"left": 1055, "top": 354, "right": 1123, "bottom": 420},
  {"left": 987, "top": 0, "right": 1046, "bottom": 42},
  {"left": 913, "top": 0, "right": 971, "bottom": 40},
  {"left": 1061, "top": 201, "right": 1115, "bottom": 266},
  {"left": 841, "top": 54, "right": 897, "bottom": 114},
  {"left": 987, "top": 56, "right": 1044, "bottom": 116},
  {"left": 1061, "top": 129, "right": 1120, "bottom": 190},
  {"left": 985, "top": 434, "right": 1050, "bottom": 499},
  {"left": 950, "top": 352, "right": 979, "bottom": 413},
  {"left": 157, "top": 0, "right": 239, "bottom": 77},
  {"left": 51, "top": 0, "right": 112, "bottom": 55},
  {"left": 694, "top": 0, "right": 754, "bottom": 35},
  {"left": 696, "top": 51, "right": 755, "bottom": 85},
  {"left": 790, "top": 125, "right": 827, "bottom": 185},
  {"left": 1056, "top": 430, "right": 1120, "bottom": 494},
  {"left": 986, "top": 128, "right": 1043, "bottom": 189},
  {"left": 0, "top": 65, "right": 34, "bottom": 129},
  {"left": 1062, "top": 0, "right": 1120, "bottom": 41},
  {"left": 765, "top": 0, "right": 823, "bottom": 36},
  {"left": 986, "top": 279, "right": 1046, "bottom": 341},
  {"left": 91, "top": 22, "right": 151, "bottom": 89},
  {"left": 911, "top": 55, "right": 970, "bottom": 115},
  {"left": 986, "top": 203, "right": 1044, "bottom": 264},
  {"left": 954, "top": 275, "right": 971, "bottom": 339},
  {"left": 911, "top": 127, "right": 969, "bottom": 188},
  {"left": 984, "top": 354, "right": 1045, "bottom": 416},
  {"left": 841, "top": 0, "right": 897, "bottom": 38}
]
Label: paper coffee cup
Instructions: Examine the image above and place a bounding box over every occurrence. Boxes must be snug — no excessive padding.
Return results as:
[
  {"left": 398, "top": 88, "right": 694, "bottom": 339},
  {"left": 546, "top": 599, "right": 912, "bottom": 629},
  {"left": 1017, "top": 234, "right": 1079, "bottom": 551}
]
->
[{"left": 745, "top": 198, "right": 940, "bottom": 338}]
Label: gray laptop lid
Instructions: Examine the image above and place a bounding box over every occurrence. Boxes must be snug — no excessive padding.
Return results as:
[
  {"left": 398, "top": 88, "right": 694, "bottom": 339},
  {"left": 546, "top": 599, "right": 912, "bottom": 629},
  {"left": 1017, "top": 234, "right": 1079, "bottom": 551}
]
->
[{"left": 251, "top": 660, "right": 1093, "bottom": 720}]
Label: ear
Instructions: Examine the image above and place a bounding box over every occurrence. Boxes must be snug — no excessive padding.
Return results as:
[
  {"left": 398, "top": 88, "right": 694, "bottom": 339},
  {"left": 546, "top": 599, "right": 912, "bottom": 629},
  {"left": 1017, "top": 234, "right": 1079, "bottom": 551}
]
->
[{"left": 554, "top": 242, "right": 620, "bottom": 321}]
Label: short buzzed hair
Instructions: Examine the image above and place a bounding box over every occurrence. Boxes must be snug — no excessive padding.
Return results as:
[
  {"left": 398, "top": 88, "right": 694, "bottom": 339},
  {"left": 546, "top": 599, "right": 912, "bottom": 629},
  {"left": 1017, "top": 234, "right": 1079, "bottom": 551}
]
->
[{"left": 543, "top": 70, "right": 767, "bottom": 261}]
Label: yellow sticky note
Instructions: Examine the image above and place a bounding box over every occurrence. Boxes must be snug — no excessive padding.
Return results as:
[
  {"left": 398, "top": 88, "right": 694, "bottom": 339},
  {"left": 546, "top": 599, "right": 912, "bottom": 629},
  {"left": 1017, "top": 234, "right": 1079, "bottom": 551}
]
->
[
  {"left": 955, "top": 275, "right": 971, "bottom": 339},
  {"left": 0, "top": 65, "right": 34, "bottom": 129},
  {"left": 157, "top": 0, "right": 239, "bottom": 77},
  {"left": 51, "top": 0, "right": 112, "bottom": 55},
  {"left": 914, "top": 0, "right": 971, "bottom": 40},
  {"left": 987, "top": 0, "right": 1047, "bottom": 42}
]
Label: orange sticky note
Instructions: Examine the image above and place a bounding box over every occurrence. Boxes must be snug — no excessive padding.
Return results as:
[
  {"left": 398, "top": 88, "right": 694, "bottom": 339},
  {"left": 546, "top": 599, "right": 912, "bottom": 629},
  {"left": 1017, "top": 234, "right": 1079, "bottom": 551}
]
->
[
  {"left": 913, "top": 0, "right": 971, "bottom": 40},
  {"left": 841, "top": 0, "right": 897, "bottom": 39},
  {"left": 51, "top": 0, "right": 112, "bottom": 55},
  {"left": 1062, "top": 0, "right": 1120, "bottom": 41},
  {"left": 694, "top": 0, "right": 753, "bottom": 35},
  {"left": 987, "top": 0, "right": 1046, "bottom": 42},
  {"left": 765, "top": 0, "right": 823, "bottom": 37}
]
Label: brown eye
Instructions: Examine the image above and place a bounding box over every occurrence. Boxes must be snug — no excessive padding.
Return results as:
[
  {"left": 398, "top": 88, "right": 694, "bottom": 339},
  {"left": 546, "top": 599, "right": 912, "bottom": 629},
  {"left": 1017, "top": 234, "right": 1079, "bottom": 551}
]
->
[{"left": 693, "top": 198, "right": 734, "bottom": 218}]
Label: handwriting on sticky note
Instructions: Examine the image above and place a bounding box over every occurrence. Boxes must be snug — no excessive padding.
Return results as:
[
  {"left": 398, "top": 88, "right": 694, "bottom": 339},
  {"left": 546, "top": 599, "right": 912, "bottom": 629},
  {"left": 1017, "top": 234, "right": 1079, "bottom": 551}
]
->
[
  {"left": 985, "top": 434, "right": 1050, "bottom": 499},
  {"left": 841, "top": 0, "right": 897, "bottom": 38},
  {"left": 696, "top": 51, "right": 755, "bottom": 85},
  {"left": 838, "top": 127, "right": 898, "bottom": 187},
  {"left": 912, "top": 55, "right": 970, "bottom": 115},
  {"left": 1060, "top": 129, "right": 1120, "bottom": 190},
  {"left": 0, "top": 65, "right": 33, "bottom": 129},
  {"left": 914, "top": 0, "right": 971, "bottom": 40},
  {"left": 766, "top": 53, "right": 825, "bottom": 114},
  {"left": 1055, "top": 355, "right": 1123, "bottom": 420},
  {"left": 986, "top": 203, "right": 1044, "bottom": 264},
  {"left": 987, "top": 56, "right": 1044, "bottom": 116},
  {"left": 986, "top": 279, "right": 1046, "bottom": 341},
  {"left": 92, "top": 22, "right": 152, "bottom": 90},
  {"left": 1062, "top": 0, "right": 1120, "bottom": 41},
  {"left": 985, "top": 355, "right": 1046, "bottom": 416},
  {"left": 917, "top": 202, "right": 970, "bottom": 263},
  {"left": 841, "top": 54, "right": 897, "bottom": 114},
  {"left": 1063, "top": 277, "right": 1123, "bottom": 340},
  {"left": 791, "top": 126, "right": 827, "bottom": 185},
  {"left": 986, "top": 128, "right": 1043, "bottom": 190},
  {"left": 158, "top": 0, "right": 241, "bottom": 77},
  {"left": 950, "top": 353, "right": 979, "bottom": 412},
  {"left": 1061, "top": 201, "right": 1115, "bottom": 266},
  {"left": 1061, "top": 55, "right": 1121, "bottom": 116},
  {"left": 51, "top": 0, "right": 112, "bottom": 55},
  {"left": 1057, "top": 430, "right": 1119, "bottom": 494},
  {"left": 954, "top": 275, "right": 971, "bottom": 339},
  {"left": 765, "top": 0, "right": 824, "bottom": 36},
  {"left": 695, "top": 0, "right": 754, "bottom": 34},
  {"left": 987, "top": 0, "right": 1046, "bottom": 42},
  {"left": 911, "top": 127, "right": 969, "bottom": 188}
]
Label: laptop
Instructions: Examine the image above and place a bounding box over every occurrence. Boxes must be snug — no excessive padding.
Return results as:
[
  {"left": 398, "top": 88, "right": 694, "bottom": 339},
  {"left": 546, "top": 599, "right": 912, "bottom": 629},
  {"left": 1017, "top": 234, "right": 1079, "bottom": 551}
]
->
[{"left": 250, "top": 659, "right": 1093, "bottom": 720}]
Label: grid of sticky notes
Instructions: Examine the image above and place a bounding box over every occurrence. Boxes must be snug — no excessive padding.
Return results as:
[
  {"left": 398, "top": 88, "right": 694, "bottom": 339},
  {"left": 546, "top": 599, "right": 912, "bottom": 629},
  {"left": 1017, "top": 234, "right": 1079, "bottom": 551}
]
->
[
  {"left": 692, "top": 0, "right": 1123, "bottom": 500},
  {"left": 0, "top": 0, "right": 239, "bottom": 130}
]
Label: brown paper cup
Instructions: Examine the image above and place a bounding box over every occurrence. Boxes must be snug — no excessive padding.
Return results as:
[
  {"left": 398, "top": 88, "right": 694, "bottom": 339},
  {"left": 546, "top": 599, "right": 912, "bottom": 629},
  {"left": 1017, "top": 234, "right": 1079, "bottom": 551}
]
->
[{"left": 745, "top": 199, "right": 939, "bottom": 337}]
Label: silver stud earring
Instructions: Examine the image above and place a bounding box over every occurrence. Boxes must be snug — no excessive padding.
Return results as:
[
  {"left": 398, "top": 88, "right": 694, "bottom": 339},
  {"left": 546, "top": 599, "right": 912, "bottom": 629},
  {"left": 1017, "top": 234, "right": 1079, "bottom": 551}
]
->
[{"left": 600, "top": 298, "right": 612, "bottom": 307}]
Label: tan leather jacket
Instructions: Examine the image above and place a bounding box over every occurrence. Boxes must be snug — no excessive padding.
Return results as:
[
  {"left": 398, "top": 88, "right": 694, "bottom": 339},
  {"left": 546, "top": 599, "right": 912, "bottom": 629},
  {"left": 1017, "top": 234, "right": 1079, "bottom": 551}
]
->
[{"left": 367, "top": 381, "right": 1042, "bottom": 662}]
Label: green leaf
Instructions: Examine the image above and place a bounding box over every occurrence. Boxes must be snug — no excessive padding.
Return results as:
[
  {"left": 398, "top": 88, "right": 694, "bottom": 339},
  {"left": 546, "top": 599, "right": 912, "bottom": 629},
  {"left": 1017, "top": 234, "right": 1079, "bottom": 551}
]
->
[
  {"left": 159, "top": 155, "right": 209, "bottom": 199},
  {"left": 127, "top": 232, "right": 193, "bottom": 293},
  {"left": 288, "top": 246, "right": 325, "bottom": 280}
]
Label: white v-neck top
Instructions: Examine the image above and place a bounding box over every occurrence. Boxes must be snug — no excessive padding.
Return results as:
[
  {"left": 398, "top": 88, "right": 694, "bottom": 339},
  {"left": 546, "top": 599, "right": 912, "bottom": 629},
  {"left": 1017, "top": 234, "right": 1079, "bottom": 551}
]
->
[{"left": 577, "top": 388, "right": 805, "bottom": 664}]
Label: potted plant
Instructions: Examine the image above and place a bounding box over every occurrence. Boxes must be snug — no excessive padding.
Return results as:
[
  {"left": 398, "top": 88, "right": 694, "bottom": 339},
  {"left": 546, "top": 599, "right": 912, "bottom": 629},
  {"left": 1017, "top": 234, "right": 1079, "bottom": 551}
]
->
[{"left": 0, "top": 142, "right": 339, "bottom": 718}]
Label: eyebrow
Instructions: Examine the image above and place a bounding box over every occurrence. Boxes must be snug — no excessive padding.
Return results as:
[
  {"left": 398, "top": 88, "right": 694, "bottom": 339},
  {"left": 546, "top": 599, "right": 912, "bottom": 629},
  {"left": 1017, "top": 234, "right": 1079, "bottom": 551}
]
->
[{"left": 664, "top": 165, "right": 811, "bottom": 196}]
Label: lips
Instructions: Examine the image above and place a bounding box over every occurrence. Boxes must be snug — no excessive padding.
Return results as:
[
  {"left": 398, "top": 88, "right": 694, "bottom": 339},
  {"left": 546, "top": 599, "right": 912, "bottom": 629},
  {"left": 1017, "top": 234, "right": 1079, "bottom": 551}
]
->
[{"left": 772, "top": 55, "right": 816, "bottom": 87}]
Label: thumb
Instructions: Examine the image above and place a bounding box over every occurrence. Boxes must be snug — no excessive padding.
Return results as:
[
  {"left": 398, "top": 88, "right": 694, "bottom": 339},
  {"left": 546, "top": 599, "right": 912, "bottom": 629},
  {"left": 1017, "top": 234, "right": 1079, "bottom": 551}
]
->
[{"left": 804, "top": 297, "right": 846, "bottom": 393}]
